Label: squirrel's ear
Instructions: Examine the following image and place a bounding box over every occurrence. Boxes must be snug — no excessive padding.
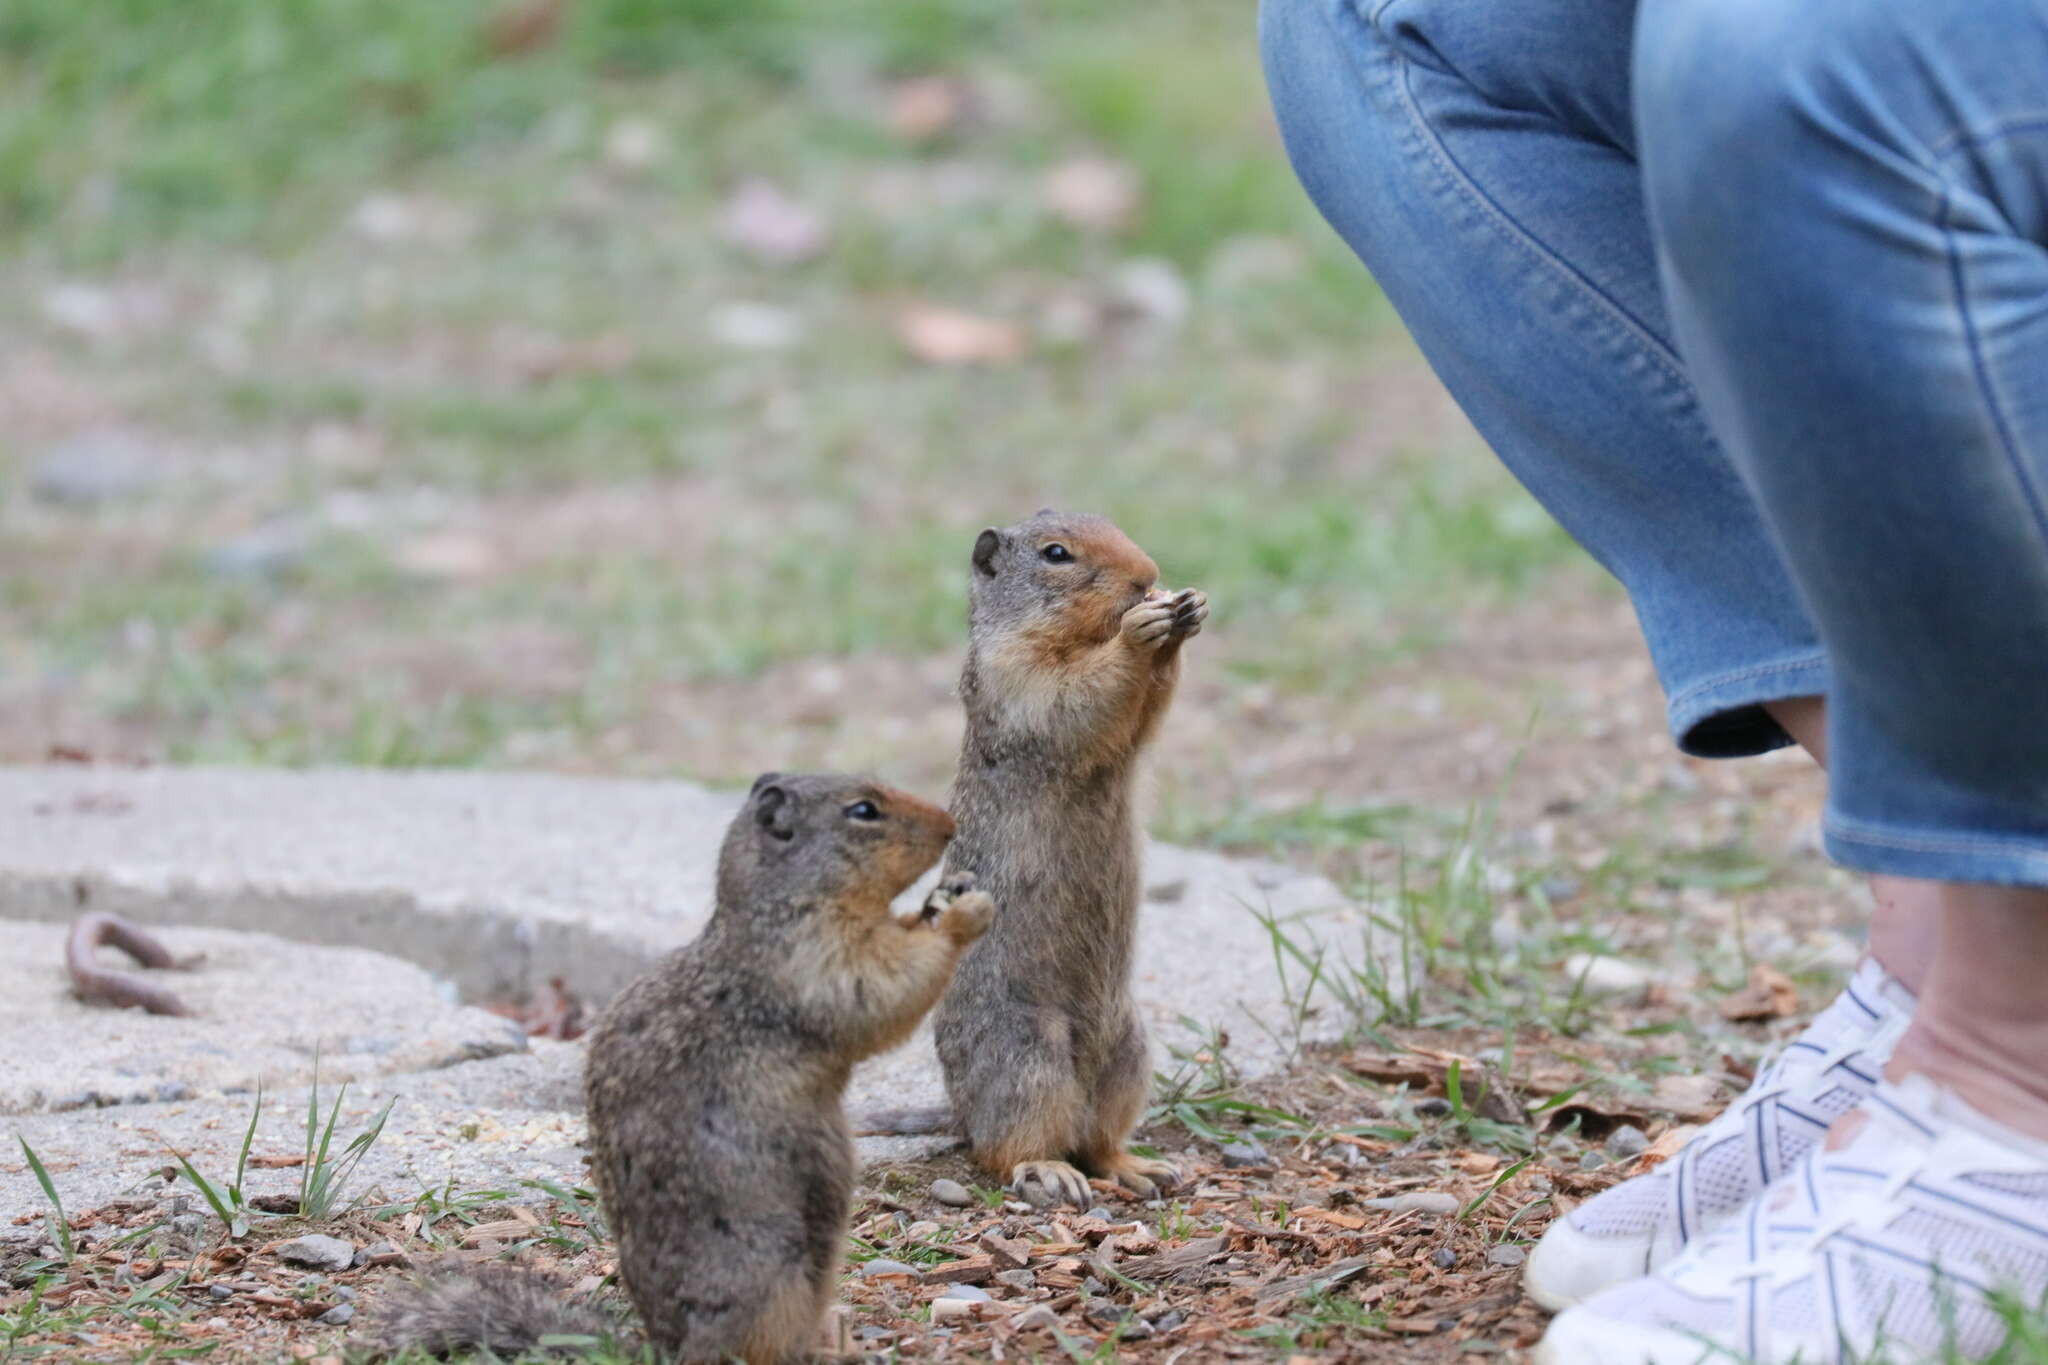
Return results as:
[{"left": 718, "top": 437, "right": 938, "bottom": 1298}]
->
[
  {"left": 749, "top": 771, "right": 783, "bottom": 795},
  {"left": 753, "top": 784, "right": 798, "bottom": 841},
  {"left": 972, "top": 528, "right": 1003, "bottom": 578}
]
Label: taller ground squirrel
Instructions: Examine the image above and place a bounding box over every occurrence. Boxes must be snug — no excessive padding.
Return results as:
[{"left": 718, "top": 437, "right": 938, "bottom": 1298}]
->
[{"left": 933, "top": 509, "right": 1207, "bottom": 1206}]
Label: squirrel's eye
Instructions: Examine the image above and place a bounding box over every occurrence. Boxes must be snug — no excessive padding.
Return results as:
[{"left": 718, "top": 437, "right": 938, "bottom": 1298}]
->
[
  {"left": 845, "top": 800, "right": 882, "bottom": 821},
  {"left": 1041, "top": 543, "right": 1073, "bottom": 564}
]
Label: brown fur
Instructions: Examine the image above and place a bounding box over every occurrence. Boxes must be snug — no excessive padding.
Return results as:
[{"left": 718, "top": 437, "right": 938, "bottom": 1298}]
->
[
  {"left": 931, "top": 510, "right": 1207, "bottom": 1205},
  {"left": 367, "top": 774, "right": 991, "bottom": 1363}
]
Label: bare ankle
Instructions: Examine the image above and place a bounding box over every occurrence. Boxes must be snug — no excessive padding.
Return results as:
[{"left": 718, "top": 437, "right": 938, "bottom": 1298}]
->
[
  {"left": 1866, "top": 874, "right": 1940, "bottom": 996},
  {"left": 1884, "top": 881, "right": 2048, "bottom": 1142}
]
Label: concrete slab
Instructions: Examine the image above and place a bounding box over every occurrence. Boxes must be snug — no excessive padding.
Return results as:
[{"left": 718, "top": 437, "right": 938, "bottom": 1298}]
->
[
  {"left": 0, "top": 766, "right": 1373, "bottom": 1220},
  {"left": 1, "top": 921, "right": 529, "bottom": 1116}
]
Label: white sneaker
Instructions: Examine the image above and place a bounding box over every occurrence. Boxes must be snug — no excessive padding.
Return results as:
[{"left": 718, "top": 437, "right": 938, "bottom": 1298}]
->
[
  {"left": 1534, "top": 1075, "right": 2048, "bottom": 1365},
  {"left": 1525, "top": 958, "right": 1916, "bottom": 1310}
]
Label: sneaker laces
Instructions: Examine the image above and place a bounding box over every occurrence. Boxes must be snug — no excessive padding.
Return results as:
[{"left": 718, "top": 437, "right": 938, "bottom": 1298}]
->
[{"left": 1568, "top": 958, "right": 1913, "bottom": 1246}]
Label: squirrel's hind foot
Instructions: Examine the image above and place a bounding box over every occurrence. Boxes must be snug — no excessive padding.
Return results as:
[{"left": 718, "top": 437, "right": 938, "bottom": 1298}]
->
[
  {"left": 1009, "top": 1160, "right": 1092, "bottom": 1209},
  {"left": 1097, "top": 1151, "right": 1182, "bottom": 1199}
]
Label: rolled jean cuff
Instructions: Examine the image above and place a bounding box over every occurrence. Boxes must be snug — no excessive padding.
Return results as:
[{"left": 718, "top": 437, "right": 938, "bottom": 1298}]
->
[
  {"left": 1825, "top": 814, "right": 2048, "bottom": 889},
  {"left": 1666, "top": 653, "right": 1829, "bottom": 760}
]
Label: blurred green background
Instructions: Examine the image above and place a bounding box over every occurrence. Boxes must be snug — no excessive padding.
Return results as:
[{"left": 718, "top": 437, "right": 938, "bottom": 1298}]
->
[{"left": 0, "top": 0, "right": 1594, "bottom": 814}]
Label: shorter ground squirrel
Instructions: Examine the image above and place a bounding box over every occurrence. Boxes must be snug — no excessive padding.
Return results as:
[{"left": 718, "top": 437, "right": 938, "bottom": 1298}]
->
[
  {"left": 933, "top": 509, "right": 1207, "bottom": 1207},
  {"left": 365, "top": 773, "right": 991, "bottom": 1363}
]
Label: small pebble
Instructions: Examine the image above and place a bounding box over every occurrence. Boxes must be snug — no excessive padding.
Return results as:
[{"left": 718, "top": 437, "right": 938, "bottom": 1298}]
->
[
  {"left": 276, "top": 1235, "right": 355, "bottom": 1273},
  {"left": 1581, "top": 1151, "right": 1608, "bottom": 1171},
  {"left": 318, "top": 1303, "right": 355, "bottom": 1327},
  {"left": 1082, "top": 1276, "right": 1107, "bottom": 1296},
  {"left": 1562, "top": 952, "right": 1659, "bottom": 996},
  {"left": 1151, "top": 1308, "right": 1186, "bottom": 1332},
  {"left": 30, "top": 434, "right": 153, "bottom": 507},
  {"left": 208, "top": 1283, "right": 234, "bottom": 1301},
  {"left": 946, "top": 1283, "right": 992, "bottom": 1302},
  {"left": 1362, "top": 1191, "right": 1460, "bottom": 1216},
  {"left": 1002, "top": 1200, "right": 1035, "bottom": 1215},
  {"left": 1606, "top": 1125, "right": 1650, "bottom": 1160},
  {"left": 860, "top": 1258, "right": 921, "bottom": 1280},
  {"left": 1431, "top": 1247, "right": 1457, "bottom": 1269},
  {"left": 930, "top": 1297, "right": 976, "bottom": 1323},
  {"left": 903, "top": 1220, "right": 941, "bottom": 1241},
  {"left": 930, "top": 1179, "right": 974, "bottom": 1208},
  {"left": 1084, "top": 1206, "right": 1114, "bottom": 1222},
  {"left": 1219, "top": 1139, "right": 1269, "bottom": 1169},
  {"left": 995, "top": 1269, "right": 1036, "bottom": 1291},
  {"left": 204, "top": 523, "right": 309, "bottom": 581},
  {"left": 334, "top": 1286, "right": 356, "bottom": 1303},
  {"left": 352, "top": 1241, "right": 397, "bottom": 1268},
  {"left": 1013, "top": 1305, "right": 1059, "bottom": 1331},
  {"left": 1487, "top": 1245, "right": 1527, "bottom": 1268}
]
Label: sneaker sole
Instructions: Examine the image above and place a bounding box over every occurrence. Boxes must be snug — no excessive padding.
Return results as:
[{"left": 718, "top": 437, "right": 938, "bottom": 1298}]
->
[{"left": 1534, "top": 1308, "right": 1731, "bottom": 1365}]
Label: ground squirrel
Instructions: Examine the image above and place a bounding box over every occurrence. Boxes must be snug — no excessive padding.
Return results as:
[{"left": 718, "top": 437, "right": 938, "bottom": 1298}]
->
[
  {"left": 932, "top": 509, "right": 1207, "bottom": 1207},
  {"left": 366, "top": 773, "right": 991, "bottom": 1363}
]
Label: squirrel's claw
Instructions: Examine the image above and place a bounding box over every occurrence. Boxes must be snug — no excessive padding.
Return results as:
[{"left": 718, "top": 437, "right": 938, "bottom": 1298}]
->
[
  {"left": 939, "top": 890, "right": 994, "bottom": 944},
  {"left": 919, "top": 872, "right": 984, "bottom": 922},
  {"left": 1104, "top": 1153, "right": 1182, "bottom": 1198},
  {"left": 1010, "top": 1160, "right": 1092, "bottom": 1209}
]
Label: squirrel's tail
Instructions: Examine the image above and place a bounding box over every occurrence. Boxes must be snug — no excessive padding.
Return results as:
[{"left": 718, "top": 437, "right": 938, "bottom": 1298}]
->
[
  {"left": 361, "top": 1259, "right": 622, "bottom": 1359},
  {"left": 850, "top": 1104, "right": 955, "bottom": 1137}
]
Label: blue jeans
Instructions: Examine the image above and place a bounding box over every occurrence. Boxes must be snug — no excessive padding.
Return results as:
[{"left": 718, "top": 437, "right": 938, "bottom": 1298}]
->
[{"left": 1261, "top": 0, "right": 2048, "bottom": 886}]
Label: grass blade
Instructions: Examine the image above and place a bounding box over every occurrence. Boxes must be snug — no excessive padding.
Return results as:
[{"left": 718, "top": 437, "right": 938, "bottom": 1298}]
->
[{"left": 17, "top": 1138, "right": 72, "bottom": 1262}]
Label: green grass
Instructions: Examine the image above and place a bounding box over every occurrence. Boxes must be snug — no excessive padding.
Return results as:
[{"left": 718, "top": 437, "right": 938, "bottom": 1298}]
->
[
  {"left": 1241, "top": 1287, "right": 1386, "bottom": 1354},
  {"left": 0, "top": 0, "right": 1595, "bottom": 776}
]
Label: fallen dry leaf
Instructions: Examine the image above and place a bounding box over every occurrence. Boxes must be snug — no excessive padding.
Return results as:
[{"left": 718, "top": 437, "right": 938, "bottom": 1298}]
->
[
  {"left": 1719, "top": 962, "right": 1801, "bottom": 1021},
  {"left": 895, "top": 304, "right": 1024, "bottom": 366},
  {"left": 484, "top": 976, "right": 587, "bottom": 1040},
  {"left": 394, "top": 534, "right": 500, "bottom": 582},
  {"left": 887, "top": 76, "right": 968, "bottom": 141},
  {"left": 1639, "top": 1122, "right": 1702, "bottom": 1169},
  {"left": 1652, "top": 1072, "right": 1725, "bottom": 1120},
  {"left": 1041, "top": 155, "right": 1141, "bottom": 232},
  {"left": 481, "top": 0, "right": 566, "bottom": 55}
]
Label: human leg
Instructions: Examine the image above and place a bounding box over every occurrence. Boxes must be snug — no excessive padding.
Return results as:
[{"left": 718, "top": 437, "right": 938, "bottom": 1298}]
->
[
  {"left": 1538, "top": 0, "right": 2048, "bottom": 1352},
  {"left": 1258, "top": 0, "right": 1929, "bottom": 1305},
  {"left": 1258, "top": 0, "right": 1828, "bottom": 758}
]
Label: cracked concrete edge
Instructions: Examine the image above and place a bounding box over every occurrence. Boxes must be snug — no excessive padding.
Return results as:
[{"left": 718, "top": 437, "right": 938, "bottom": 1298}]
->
[{"left": 0, "top": 869, "right": 661, "bottom": 1007}]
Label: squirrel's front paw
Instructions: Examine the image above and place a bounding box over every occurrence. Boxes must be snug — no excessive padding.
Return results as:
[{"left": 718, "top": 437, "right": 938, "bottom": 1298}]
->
[
  {"left": 938, "top": 890, "right": 994, "bottom": 945},
  {"left": 1169, "top": 587, "right": 1208, "bottom": 640},
  {"left": 1119, "top": 597, "right": 1180, "bottom": 649},
  {"left": 919, "top": 871, "right": 976, "bottom": 922}
]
